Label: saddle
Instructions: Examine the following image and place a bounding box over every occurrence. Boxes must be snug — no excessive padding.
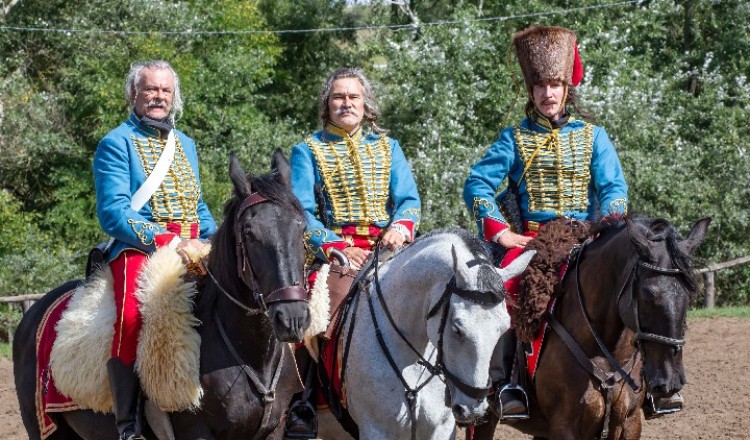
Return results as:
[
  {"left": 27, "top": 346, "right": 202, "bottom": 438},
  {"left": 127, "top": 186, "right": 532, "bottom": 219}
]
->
[
  {"left": 47, "top": 246, "right": 207, "bottom": 414},
  {"left": 513, "top": 219, "right": 591, "bottom": 343}
]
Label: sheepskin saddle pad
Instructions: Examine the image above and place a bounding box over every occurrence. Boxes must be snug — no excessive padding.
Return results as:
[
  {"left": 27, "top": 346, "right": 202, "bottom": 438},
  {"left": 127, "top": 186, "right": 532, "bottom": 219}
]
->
[{"left": 49, "top": 245, "right": 207, "bottom": 413}]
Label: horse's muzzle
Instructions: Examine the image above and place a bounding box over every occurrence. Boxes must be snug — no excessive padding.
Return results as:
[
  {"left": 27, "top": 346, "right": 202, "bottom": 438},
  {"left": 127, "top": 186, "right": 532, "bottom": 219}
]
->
[{"left": 269, "top": 302, "right": 311, "bottom": 343}]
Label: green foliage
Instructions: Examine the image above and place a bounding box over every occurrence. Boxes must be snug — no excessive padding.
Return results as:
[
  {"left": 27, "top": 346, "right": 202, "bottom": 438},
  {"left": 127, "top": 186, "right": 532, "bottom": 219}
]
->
[
  {"left": 0, "top": 0, "right": 748, "bottom": 306},
  {"left": 689, "top": 306, "right": 750, "bottom": 320},
  {"left": 0, "top": 305, "right": 22, "bottom": 345},
  {"left": 0, "top": 342, "right": 12, "bottom": 359}
]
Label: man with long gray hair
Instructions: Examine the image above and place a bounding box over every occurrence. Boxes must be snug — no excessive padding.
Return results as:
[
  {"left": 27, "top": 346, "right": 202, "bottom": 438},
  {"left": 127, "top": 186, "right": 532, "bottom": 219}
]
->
[
  {"left": 93, "top": 60, "right": 216, "bottom": 440},
  {"left": 285, "top": 67, "right": 421, "bottom": 438}
]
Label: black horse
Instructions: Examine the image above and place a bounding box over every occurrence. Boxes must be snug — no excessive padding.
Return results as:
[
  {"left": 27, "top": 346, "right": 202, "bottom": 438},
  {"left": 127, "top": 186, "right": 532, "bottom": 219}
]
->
[
  {"left": 474, "top": 216, "right": 710, "bottom": 440},
  {"left": 14, "top": 150, "right": 310, "bottom": 439}
]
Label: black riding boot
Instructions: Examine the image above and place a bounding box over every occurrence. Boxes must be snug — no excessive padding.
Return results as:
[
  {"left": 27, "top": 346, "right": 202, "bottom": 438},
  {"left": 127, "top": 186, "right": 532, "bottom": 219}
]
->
[
  {"left": 285, "top": 347, "right": 318, "bottom": 439},
  {"left": 489, "top": 330, "right": 528, "bottom": 420},
  {"left": 107, "top": 358, "right": 146, "bottom": 440}
]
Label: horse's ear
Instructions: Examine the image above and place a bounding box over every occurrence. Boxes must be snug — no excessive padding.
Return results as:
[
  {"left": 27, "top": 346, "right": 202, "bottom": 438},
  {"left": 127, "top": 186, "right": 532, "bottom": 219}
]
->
[
  {"left": 271, "top": 148, "right": 292, "bottom": 187},
  {"left": 626, "top": 217, "right": 653, "bottom": 258},
  {"left": 451, "top": 245, "right": 469, "bottom": 287},
  {"left": 679, "top": 217, "right": 711, "bottom": 256},
  {"left": 229, "top": 152, "right": 251, "bottom": 197},
  {"left": 496, "top": 250, "right": 536, "bottom": 282}
]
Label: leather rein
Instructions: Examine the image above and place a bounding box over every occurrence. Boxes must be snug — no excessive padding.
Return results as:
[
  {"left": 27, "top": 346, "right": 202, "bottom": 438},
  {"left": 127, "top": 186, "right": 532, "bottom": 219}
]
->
[
  {"left": 366, "top": 247, "right": 499, "bottom": 440},
  {"left": 205, "top": 192, "right": 308, "bottom": 315},
  {"left": 548, "top": 237, "right": 688, "bottom": 438},
  {"left": 204, "top": 191, "right": 306, "bottom": 439}
]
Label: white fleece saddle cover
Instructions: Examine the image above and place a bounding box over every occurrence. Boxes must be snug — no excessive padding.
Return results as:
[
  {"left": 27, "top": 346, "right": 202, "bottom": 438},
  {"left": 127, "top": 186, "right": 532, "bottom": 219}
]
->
[{"left": 49, "top": 246, "right": 206, "bottom": 413}]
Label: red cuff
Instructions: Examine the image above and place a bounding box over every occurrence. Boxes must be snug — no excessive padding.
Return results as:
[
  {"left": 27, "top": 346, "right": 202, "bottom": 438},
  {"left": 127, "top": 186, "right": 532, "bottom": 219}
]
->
[
  {"left": 482, "top": 218, "right": 510, "bottom": 242},
  {"left": 391, "top": 220, "right": 415, "bottom": 240},
  {"left": 154, "top": 233, "right": 179, "bottom": 248}
]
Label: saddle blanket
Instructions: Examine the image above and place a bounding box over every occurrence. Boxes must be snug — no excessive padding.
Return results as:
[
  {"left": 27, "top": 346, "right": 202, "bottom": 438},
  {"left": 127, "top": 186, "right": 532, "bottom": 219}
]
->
[
  {"left": 34, "top": 246, "right": 205, "bottom": 439},
  {"left": 524, "top": 261, "right": 569, "bottom": 379},
  {"left": 35, "top": 289, "right": 78, "bottom": 439}
]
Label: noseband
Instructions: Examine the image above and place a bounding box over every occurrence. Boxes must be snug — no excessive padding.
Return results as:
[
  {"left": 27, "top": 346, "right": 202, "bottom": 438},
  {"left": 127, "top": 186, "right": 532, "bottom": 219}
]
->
[
  {"left": 559, "top": 238, "right": 688, "bottom": 393},
  {"left": 366, "top": 248, "right": 500, "bottom": 439},
  {"left": 618, "top": 258, "right": 687, "bottom": 350},
  {"left": 207, "top": 192, "right": 307, "bottom": 315}
]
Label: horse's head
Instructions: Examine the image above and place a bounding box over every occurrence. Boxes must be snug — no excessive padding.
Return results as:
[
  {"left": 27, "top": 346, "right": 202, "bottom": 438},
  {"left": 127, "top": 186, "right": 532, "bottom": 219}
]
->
[
  {"left": 423, "top": 231, "right": 535, "bottom": 424},
  {"left": 622, "top": 216, "right": 711, "bottom": 398},
  {"left": 224, "top": 150, "right": 310, "bottom": 342}
]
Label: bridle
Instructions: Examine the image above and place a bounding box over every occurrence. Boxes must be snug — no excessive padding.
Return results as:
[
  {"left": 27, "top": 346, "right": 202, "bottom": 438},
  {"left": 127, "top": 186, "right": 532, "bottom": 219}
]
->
[
  {"left": 367, "top": 247, "right": 501, "bottom": 439},
  {"left": 549, "top": 236, "right": 689, "bottom": 438},
  {"left": 563, "top": 238, "right": 688, "bottom": 389},
  {"left": 205, "top": 191, "right": 307, "bottom": 439},
  {"left": 205, "top": 192, "right": 308, "bottom": 315},
  {"left": 618, "top": 258, "right": 687, "bottom": 350}
]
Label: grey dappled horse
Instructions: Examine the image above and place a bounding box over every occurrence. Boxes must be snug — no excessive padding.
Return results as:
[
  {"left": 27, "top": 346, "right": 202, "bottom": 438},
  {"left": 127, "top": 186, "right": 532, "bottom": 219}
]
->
[{"left": 319, "top": 228, "right": 535, "bottom": 440}]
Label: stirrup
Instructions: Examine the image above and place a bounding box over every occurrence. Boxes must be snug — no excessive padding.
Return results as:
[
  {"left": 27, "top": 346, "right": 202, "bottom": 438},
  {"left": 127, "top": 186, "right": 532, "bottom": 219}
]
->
[
  {"left": 644, "top": 392, "right": 683, "bottom": 420},
  {"left": 284, "top": 400, "right": 318, "bottom": 440},
  {"left": 495, "top": 384, "right": 529, "bottom": 421}
]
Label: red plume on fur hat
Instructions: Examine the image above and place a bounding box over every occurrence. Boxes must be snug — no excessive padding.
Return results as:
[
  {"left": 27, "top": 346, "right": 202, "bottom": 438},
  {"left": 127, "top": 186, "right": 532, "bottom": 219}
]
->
[{"left": 513, "top": 26, "right": 583, "bottom": 90}]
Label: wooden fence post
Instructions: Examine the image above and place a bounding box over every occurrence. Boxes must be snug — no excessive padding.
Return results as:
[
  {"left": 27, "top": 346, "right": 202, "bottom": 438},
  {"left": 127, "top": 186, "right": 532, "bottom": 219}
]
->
[{"left": 703, "top": 271, "right": 715, "bottom": 309}]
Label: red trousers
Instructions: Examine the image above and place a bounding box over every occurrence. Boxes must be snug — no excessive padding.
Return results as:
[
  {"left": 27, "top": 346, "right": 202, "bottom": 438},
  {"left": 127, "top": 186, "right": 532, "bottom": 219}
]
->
[{"left": 110, "top": 250, "right": 148, "bottom": 366}]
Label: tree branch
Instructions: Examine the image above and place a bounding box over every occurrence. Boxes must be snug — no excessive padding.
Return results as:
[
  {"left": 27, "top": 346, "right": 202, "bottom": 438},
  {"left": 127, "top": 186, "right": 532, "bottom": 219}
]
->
[{"left": 1, "top": 0, "right": 22, "bottom": 21}]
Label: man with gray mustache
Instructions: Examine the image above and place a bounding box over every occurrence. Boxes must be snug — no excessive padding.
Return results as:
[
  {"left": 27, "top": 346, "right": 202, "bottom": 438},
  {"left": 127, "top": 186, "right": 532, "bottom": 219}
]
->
[
  {"left": 285, "top": 67, "right": 421, "bottom": 438},
  {"left": 93, "top": 60, "right": 216, "bottom": 440}
]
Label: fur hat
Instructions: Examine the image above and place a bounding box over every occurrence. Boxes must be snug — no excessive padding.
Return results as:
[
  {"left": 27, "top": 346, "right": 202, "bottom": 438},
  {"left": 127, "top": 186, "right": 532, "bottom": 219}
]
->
[{"left": 513, "top": 26, "right": 582, "bottom": 91}]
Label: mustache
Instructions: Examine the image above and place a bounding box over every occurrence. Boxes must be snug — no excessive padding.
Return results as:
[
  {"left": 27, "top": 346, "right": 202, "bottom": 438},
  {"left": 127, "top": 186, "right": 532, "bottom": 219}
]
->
[
  {"left": 147, "top": 99, "right": 168, "bottom": 109},
  {"left": 335, "top": 107, "right": 360, "bottom": 117}
]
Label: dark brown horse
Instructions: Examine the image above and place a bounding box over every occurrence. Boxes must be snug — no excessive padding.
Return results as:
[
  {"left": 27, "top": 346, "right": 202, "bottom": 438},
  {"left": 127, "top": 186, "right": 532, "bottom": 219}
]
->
[
  {"left": 14, "top": 150, "right": 310, "bottom": 439},
  {"left": 474, "top": 216, "right": 710, "bottom": 440}
]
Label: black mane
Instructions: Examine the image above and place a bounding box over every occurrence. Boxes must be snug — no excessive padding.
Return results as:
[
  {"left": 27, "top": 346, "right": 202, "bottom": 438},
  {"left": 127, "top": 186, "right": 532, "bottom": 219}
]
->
[
  {"left": 593, "top": 215, "right": 699, "bottom": 294},
  {"left": 209, "top": 170, "right": 303, "bottom": 281}
]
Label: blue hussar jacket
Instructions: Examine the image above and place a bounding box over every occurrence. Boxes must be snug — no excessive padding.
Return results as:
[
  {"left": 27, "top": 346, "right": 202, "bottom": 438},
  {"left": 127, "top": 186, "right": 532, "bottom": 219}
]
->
[
  {"left": 290, "top": 123, "right": 421, "bottom": 262},
  {"left": 94, "top": 113, "right": 217, "bottom": 260},
  {"left": 463, "top": 114, "right": 628, "bottom": 241}
]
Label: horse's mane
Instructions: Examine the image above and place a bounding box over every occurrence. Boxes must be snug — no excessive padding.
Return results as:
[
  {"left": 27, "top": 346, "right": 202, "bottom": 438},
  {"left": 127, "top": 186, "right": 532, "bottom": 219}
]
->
[
  {"left": 418, "top": 227, "right": 494, "bottom": 263},
  {"left": 593, "top": 215, "right": 699, "bottom": 294},
  {"left": 209, "top": 171, "right": 303, "bottom": 280},
  {"left": 415, "top": 227, "right": 505, "bottom": 300}
]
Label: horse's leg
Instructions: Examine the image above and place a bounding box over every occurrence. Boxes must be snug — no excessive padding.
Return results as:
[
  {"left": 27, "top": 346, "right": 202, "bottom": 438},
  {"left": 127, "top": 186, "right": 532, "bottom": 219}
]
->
[{"left": 470, "top": 412, "right": 499, "bottom": 440}]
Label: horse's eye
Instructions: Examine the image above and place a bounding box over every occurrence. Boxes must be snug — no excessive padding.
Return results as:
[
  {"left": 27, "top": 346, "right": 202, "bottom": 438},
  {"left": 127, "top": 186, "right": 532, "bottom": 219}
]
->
[{"left": 452, "top": 322, "right": 465, "bottom": 338}]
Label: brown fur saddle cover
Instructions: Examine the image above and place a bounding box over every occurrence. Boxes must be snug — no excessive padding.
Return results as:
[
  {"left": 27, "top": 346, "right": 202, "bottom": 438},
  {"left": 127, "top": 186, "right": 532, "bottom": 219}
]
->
[
  {"left": 48, "top": 245, "right": 208, "bottom": 414},
  {"left": 513, "top": 219, "right": 591, "bottom": 343}
]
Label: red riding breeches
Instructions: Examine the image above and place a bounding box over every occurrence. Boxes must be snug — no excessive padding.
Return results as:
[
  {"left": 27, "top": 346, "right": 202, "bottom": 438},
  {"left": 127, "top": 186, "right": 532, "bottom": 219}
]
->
[{"left": 109, "top": 250, "right": 148, "bottom": 366}]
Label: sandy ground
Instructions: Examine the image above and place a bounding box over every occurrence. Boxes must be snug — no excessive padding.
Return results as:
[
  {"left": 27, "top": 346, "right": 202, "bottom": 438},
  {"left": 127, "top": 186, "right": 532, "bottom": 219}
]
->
[{"left": 2, "top": 317, "right": 749, "bottom": 439}]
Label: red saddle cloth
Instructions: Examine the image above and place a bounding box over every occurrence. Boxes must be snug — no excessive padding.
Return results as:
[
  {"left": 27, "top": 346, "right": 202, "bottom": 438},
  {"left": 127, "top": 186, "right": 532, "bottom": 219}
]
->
[
  {"left": 34, "top": 289, "right": 80, "bottom": 439},
  {"left": 523, "top": 260, "right": 569, "bottom": 380},
  {"left": 525, "top": 298, "right": 557, "bottom": 379},
  {"left": 316, "top": 325, "right": 345, "bottom": 409}
]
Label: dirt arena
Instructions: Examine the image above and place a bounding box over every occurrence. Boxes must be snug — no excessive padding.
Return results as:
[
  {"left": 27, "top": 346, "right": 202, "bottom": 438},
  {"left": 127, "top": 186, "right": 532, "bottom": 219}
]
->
[{"left": 2, "top": 317, "right": 748, "bottom": 439}]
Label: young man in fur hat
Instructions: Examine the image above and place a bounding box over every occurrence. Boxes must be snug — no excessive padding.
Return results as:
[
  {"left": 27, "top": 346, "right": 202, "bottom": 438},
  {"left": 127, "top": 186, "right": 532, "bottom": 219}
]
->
[{"left": 463, "top": 25, "right": 629, "bottom": 419}]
